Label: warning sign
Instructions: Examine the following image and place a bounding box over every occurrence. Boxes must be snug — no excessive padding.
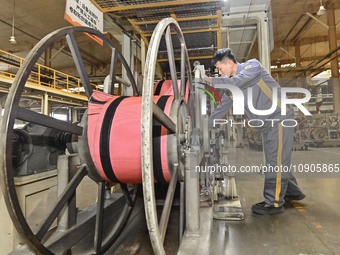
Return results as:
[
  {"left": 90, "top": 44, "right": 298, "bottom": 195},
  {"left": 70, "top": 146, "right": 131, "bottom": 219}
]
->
[{"left": 65, "top": 0, "right": 104, "bottom": 45}]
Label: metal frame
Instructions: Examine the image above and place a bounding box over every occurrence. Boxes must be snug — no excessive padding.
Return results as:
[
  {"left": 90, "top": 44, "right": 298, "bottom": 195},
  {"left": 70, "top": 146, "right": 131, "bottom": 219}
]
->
[
  {"left": 122, "top": 3, "right": 222, "bottom": 71},
  {"left": 92, "top": 0, "right": 222, "bottom": 13},
  {"left": 0, "top": 26, "right": 138, "bottom": 254},
  {"left": 127, "top": 17, "right": 165, "bottom": 77},
  {"left": 133, "top": 14, "right": 219, "bottom": 25}
]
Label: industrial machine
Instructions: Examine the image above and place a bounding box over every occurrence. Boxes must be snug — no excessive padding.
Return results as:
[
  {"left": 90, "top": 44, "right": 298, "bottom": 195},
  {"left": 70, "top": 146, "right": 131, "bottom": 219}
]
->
[
  {"left": 295, "top": 113, "right": 340, "bottom": 148},
  {"left": 0, "top": 18, "right": 216, "bottom": 255}
]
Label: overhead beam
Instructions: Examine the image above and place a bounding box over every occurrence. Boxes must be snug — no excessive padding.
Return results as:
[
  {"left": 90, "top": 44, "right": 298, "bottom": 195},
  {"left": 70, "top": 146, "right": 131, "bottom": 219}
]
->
[
  {"left": 295, "top": 45, "right": 340, "bottom": 77},
  {"left": 291, "top": 16, "right": 314, "bottom": 42},
  {"left": 282, "top": 9, "right": 336, "bottom": 46},
  {"left": 157, "top": 55, "right": 213, "bottom": 62},
  {"left": 272, "top": 1, "right": 340, "bottom": 17},
  {"left": 133, "top": 15, "right": 219, "bottom": 25},
  {"left": 141, "top": 26, "right": 219, "bottom": 36},
  {"left": 271, "top": 67, "right": 328, "bottom": 73},
  {"left": 283, "top": 34, "right": 340, "bottom": 47},
  {"left": 305, "top": 12, "right": 329, "bottom": 29},
  {"left": 142, "top": 28, "right": 220, "bottom": 37},
  {"left": 99, "top": 0, "right": 222, "bottom": 13},
  {"left": 281, "top": 14, "right": 304, "bottom": 44},
  {"left": 270, "top": 54, "right": 338, "bottom": 66}
]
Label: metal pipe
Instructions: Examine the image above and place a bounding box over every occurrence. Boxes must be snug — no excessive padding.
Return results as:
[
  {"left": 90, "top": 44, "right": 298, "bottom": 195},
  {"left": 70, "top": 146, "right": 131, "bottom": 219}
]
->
[
  {"left": 105, "top": 48, "right": 118, "bottom": 95},
  {"left": 115, "top": 76, "right": 131, "bottom": 87}
]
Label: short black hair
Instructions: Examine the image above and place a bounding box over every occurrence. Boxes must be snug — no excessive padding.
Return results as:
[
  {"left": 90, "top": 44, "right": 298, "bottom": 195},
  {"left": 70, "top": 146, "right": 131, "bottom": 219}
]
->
[{"left": 211, "top": 48, "right": 237, "bottom": 66}]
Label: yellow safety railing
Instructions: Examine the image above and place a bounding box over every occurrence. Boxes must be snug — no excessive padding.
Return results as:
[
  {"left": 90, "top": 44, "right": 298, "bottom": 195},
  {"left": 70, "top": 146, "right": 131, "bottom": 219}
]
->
[{"left": 0, "top": 49, "right": 100, "bottom": 97}]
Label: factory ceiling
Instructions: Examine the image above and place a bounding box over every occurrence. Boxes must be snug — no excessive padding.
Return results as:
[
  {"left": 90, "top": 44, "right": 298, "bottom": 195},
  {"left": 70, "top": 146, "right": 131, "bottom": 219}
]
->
[{"left": 0, "top": 0, "right": 339, "bottom": 81}]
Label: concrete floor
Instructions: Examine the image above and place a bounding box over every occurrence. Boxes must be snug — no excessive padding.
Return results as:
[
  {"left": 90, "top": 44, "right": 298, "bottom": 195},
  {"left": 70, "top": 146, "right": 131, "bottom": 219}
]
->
[
  {"left": 211, "top": 145, "right": 340, "bottom": 255},
  {"left": 113, "top": 145, "right": 340, "bottom": 254},
  {"left": 71, "top": 145, "right": 340, "bottom": 254}
]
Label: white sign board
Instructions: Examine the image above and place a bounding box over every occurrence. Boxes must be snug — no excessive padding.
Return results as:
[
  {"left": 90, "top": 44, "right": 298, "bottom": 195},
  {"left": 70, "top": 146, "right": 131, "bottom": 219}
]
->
[{"left": 65, "top": 0, "right": 104, "bottom": 44}]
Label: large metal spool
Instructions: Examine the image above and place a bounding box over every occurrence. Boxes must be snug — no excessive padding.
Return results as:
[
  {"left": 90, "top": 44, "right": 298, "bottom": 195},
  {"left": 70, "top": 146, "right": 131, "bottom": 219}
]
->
[
  {"left": 85, "top": 91, "right": 187, "bottom": 184},
  {"left": 0, "top": 17, "right": 193, "bottom": 255}
]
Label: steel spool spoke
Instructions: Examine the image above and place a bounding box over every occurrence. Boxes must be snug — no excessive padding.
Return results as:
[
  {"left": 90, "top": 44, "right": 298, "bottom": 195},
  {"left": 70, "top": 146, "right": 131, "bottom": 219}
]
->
[
  {"left": 36, "top": 166, "right": 87, "bottom": 240},
  {"left": 180, "top": 43, "right": 186, "bottom": 98},
  {"left": 159, "top": 164, "right": 178, "bottom": 243},
  {"left": 16, "top": 107, "right": 83, "bottom": 135},
  {"left": 165, "top": 26, "right": 179, "bottom": 100},
  {"left": 94, "top": 182, "right": 106, "bottom": 254},
  {"left": 153, "top": 102, "right": 176, "bottom": 133},
  {"left": 66, "top": 32, "right": 93, "bottom": 98},
  {"left": 120, "top": 183, "right": 134, "bottom": 207}
]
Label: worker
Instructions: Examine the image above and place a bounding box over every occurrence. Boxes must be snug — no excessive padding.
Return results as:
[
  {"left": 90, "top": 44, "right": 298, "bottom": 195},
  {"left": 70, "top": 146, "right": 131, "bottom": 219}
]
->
[{"left": 202, "top": 48, "right": 305, "bottom": 215}]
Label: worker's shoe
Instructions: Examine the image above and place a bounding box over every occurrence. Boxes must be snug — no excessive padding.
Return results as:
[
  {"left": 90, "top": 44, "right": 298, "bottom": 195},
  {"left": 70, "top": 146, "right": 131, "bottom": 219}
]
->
[
  {"left": 251, "top": 201, "right": 284, "bottom": 215},
  {"left": 284, "top": 193, "right": 306, "bottom": 202}
]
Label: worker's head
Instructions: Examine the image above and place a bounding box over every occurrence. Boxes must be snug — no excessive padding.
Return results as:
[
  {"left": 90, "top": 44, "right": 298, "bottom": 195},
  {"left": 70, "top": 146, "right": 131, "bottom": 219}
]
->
[{"left": 212, "top": 48, "right": 237, "bottom": 77}]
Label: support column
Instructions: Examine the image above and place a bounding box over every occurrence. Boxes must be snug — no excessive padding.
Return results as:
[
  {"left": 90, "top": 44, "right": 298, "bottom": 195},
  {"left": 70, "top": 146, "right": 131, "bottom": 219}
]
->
[
  {"left": 184, "top": 148, "right": 200, "bottom": 235},
  {"left": 220, "top": 27, "right": 228, "bottom": 49},
  {"left": 277, "top": 63, "right": 282, "bottom": 79},
  {"left": 295, "top": 42, "right": 301, "bottom": 68},
  {"left": 45, "top": 47, "right": 51, "bottom": 68},
  {"left": 42, "top": 92, "right": 50, "bottom": 115},
  {"left": 327, "top": 3, "right": 340, "bottom": 113},
  {"left": 258, "top": 16, "right": 271, "bottom": 73},
  {"left": 72, "top": 107, "right": 78, "bottom": 123},
  {"left": 122, "top": 34, "right": 133, "bottom": 96},
  {"left": 295, "top": 42, "right": 303, "bottom": 90},
  {"left": 130, "top": 39, "right": 135, "bottom": 76},
  {"left": 141, "top": 38, "right": 146, "bottom": 75},
  {"left": 57, "top": 155, "right": 79, "bottom": 233}
]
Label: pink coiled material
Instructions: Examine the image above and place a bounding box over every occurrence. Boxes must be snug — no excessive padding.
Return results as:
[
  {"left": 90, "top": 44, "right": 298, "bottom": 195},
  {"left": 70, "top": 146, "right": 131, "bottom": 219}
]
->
[
  {"left": 154, "top": 80, "right": 189, "bottom": 103},
  {"left": 87, "top": 90, "right": 173, "bottom": 184}
]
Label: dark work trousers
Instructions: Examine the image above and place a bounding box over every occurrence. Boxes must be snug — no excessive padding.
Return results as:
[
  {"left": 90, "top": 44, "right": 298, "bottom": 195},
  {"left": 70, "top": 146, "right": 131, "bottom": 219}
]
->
[{"left": 262, "top": 119, "right": 303, "bottom": 207}]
